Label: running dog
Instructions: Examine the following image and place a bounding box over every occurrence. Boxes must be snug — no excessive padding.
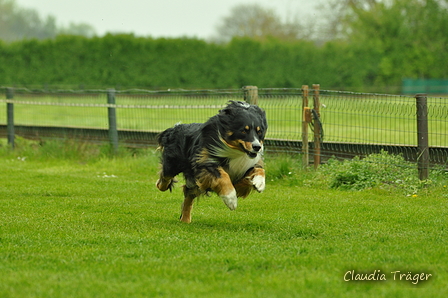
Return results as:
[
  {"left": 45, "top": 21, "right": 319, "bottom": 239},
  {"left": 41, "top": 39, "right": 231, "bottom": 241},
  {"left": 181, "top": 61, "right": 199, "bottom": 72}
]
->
[{"left": 156, "top": 101, "right": 268, "bottom": 223}]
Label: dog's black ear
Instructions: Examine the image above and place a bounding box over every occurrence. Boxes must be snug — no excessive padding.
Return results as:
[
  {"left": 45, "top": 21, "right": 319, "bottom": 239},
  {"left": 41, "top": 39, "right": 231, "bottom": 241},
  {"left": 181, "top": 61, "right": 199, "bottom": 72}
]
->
[
  {"left": 220, "top": 107, "right": 233, "bottom": 116},
  {"left": 220, "top": 100, "right": 249, "bottom": 116},
  {"left": 219, "top": 103, "right": 236, "bottom": 116}
]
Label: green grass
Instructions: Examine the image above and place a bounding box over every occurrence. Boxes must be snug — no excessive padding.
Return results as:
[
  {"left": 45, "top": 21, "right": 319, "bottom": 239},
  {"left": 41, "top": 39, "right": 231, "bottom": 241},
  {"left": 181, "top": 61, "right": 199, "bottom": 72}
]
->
[
  {"left": 0, "top": 140, "right": 447, "bottom": 297},
  {"left": 1, "top": 93, "right": 446, "bottom": 146}
]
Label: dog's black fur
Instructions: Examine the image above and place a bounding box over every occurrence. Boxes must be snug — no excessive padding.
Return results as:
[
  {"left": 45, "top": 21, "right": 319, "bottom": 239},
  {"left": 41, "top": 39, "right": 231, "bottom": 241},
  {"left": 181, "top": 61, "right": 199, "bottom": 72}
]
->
[{"left": 156, "top": 101, "right": 268, "bottom": 223}]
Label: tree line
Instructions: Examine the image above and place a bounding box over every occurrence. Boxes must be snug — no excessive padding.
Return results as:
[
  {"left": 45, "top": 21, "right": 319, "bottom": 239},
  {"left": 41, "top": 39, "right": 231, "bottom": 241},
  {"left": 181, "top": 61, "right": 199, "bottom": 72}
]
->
[
  {"left": 0, "top": 35, "right": 382, "bottom": 90},
  {"left": 0, "top": 0, "right": 446, "bottom": 92}
]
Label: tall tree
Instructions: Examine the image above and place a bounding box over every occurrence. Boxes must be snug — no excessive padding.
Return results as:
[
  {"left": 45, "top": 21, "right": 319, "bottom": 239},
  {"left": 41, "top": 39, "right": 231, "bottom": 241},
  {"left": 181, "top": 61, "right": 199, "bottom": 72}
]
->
[
  {"left": 59, "top": 23, "right": 96, "bottom": 37},
  {"left": 315, "top": 0, "right": 380, "bottom": 42},
  {"left": 0, "top": 0, "right": 95, "bottom": 41},
  {"left": 344, "top": 0, "right": 448, "bottom": 82},
  {"left": 214, "top": 4, "right": 309, "bottom": 42}
]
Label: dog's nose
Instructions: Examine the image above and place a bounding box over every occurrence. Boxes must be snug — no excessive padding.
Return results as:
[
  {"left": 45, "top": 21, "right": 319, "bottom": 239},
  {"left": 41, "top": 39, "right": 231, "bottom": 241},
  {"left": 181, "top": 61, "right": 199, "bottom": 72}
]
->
[{"left": 252, "top": 144, "right": 261, "bottom": 152}]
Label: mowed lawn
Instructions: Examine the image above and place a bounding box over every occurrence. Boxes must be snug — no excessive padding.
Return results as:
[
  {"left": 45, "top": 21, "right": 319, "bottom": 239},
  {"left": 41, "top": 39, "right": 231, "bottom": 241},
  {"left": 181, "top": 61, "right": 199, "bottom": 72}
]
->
[{"left": 0, "top": 148, "right": 447, "bottom": 297}]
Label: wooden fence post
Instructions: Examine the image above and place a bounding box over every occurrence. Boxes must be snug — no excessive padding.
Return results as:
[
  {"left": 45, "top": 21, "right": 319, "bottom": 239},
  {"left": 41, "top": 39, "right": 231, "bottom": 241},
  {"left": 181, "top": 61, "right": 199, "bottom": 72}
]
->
[
  {"left": 302, "top": 85, "right": 309, "bottom": 167},
  {"left": 6, "top": 88, "right": 14, "bottom": 149},
  {"left": 243, "top": 86, "right": 258, "bottom": 105},
  {"left": 416, "top": 93, "right": 429, "bottom": 180},
  {"left": 107, "top": 89, "right": 119, "bottom": 155},
  {"left": 313, "top": 84, "right": 321, "bottom": 169}
]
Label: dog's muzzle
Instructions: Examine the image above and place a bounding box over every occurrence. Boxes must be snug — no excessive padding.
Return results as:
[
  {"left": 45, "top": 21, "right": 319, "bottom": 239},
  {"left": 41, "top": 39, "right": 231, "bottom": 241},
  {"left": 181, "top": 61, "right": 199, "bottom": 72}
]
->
[{"left": 247, "top": 140, "right": 262, "bottom": 158}]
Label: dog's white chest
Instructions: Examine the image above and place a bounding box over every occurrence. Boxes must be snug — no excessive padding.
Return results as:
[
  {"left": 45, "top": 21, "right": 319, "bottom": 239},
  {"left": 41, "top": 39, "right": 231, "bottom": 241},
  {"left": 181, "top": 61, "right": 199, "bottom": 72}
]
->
[
  {"left": 227, "top": 153, "right": 260, "bottom": 182},
  {"left": 210, "top": 143, "right": 261, "bottom": 182}
]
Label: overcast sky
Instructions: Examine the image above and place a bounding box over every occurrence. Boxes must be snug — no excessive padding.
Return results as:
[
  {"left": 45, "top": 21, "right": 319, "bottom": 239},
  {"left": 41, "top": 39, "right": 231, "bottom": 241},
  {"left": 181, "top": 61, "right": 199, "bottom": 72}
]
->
[{"left": 16, "top": 0, "right": 319, "bottom": 39}]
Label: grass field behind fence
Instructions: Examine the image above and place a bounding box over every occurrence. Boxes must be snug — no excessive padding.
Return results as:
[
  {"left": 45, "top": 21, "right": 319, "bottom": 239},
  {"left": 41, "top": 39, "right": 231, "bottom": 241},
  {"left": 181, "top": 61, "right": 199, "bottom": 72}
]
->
[
  {"left": 0, "top": 91, "right": 447, "bottom": 147},
  {"left": 0, "top": 142, "right": 447, "bottom": 297}
]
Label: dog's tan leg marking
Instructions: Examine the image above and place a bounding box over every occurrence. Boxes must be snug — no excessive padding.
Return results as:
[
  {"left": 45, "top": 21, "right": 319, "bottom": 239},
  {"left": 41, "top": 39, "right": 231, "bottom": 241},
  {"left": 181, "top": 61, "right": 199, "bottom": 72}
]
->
[
  {"left": 197, "top": 167, "right": 237, "bottom": 210},
  {"left": 234, "top": 167, "right": 266, "bottom": 197},
  {"left": 251, "top": 167, "right": 266, "bottom": 193},
  {"left": 180, "top": 186, "right": 198, "bottom": 223},
  {"left": 156, "top": 173, "right": 176, "bottom": 192},
  {"left": 234, "top": 178, "right": 253, "bottom": 198}
]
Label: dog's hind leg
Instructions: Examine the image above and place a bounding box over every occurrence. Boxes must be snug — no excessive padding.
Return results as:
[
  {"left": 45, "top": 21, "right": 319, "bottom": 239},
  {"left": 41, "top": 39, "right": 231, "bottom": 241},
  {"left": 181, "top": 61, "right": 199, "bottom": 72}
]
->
[
  {"left": 156, "top": 165, "right": 177, "bottom": 191},
  {"left": 180, "top": 186, "right": 199, "bottom": 223},
  {"left": 156, "top": 171, "right": 177, "bottom": 192}
]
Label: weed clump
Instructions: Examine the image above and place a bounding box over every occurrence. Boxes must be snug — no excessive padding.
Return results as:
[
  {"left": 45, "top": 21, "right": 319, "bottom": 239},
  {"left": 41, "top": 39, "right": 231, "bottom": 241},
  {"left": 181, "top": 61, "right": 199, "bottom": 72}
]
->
[{"left": 317, "top": 150, "right": 439, "bottom": 194}]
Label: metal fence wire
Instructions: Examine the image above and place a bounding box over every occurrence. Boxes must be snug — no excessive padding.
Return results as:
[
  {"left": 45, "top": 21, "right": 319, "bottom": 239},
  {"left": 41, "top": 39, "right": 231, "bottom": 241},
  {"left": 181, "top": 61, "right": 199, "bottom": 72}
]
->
[{"left": 1, "top": 87, "right": 447, "bottom": 168}]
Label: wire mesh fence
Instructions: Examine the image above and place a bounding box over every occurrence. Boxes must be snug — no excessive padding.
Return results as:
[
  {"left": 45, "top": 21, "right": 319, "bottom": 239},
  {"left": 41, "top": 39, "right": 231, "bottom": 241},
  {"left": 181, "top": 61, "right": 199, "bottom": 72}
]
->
[{"left": 1, "top": 87, "right": 447, "bottom": 169}]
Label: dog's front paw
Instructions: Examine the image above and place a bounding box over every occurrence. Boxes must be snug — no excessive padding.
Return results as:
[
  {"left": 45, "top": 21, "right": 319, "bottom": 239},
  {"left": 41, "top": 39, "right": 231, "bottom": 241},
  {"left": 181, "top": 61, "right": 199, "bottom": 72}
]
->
[
  {"left": 252, "top": 175, "right": 265, "bottom": 193},
  {"left": 220, "top": 189, "right": 238, "bottom": 210}
]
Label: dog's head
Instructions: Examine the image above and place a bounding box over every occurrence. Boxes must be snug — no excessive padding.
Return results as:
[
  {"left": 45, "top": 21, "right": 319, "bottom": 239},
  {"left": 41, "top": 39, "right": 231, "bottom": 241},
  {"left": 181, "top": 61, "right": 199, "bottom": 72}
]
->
[{"left": 217, "top": 101, "right": 268, "bottom": 158}]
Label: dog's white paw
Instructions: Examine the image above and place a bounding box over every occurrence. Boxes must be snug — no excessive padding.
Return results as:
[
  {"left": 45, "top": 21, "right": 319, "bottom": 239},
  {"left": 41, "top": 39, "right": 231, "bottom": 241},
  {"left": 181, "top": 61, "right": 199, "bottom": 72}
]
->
[
  {"left": 221, "top": 189, "right": 238, "bottom": 210},
  {"left": 252, "top": 175, "right": 265, "bottom": 192}
]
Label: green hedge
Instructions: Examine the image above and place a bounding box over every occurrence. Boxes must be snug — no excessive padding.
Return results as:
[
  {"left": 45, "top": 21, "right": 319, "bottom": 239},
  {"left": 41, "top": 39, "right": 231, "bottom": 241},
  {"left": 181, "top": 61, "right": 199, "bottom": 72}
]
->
[{"left": 0, "top": 34, "right": 421, "bottom": 91}]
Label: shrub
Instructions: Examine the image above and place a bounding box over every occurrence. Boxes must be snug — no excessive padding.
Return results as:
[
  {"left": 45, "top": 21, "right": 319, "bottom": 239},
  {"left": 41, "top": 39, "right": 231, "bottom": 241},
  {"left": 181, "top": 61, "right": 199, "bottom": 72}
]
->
[
  {"left": 0, "top": 35, "right": 375, "bottom": 90},
  {"left": 317, "top": 150, "right": 425, "bottom": 193}
]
